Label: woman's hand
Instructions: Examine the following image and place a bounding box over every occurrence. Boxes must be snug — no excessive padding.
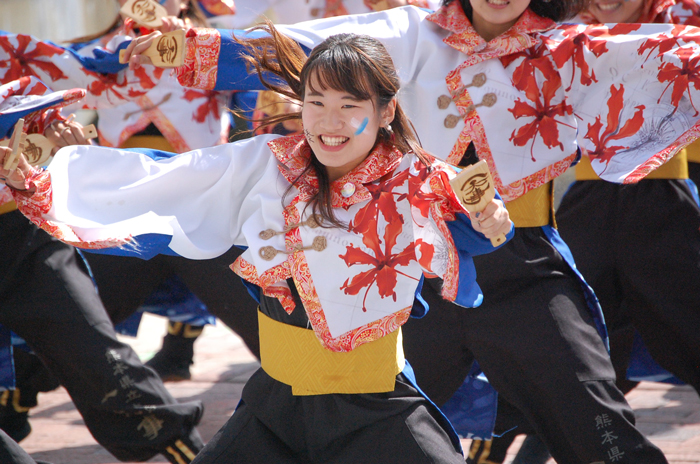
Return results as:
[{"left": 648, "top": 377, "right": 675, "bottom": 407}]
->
[
  {"left": 0, "top": 146, "right": 35, "bottom": 193},
  {"left": 122, "top": 30, "right": 163, "bottom": 69},
  {"left": 470, "top": 198, "right": 512, "bottom": 240},
  {"left": 45, "top": 117, "right": 92, "bottom": 156}
]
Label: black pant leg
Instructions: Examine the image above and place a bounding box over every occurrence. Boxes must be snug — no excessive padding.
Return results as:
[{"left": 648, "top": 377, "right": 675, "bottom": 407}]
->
[
  {"left": 557, "top": 180, "right": 700, "bottom": 394},
  {"left": 0, "top": 429, "right": 37, "bottom": 464},
  {"left": 86, "top": 248, "right": 261, "bottom": 359},
  {"left": 0, "top": 212, "right": 203, "bottom": 462},
  {"left": 81, "top": 252, "right": 171, "bottom": 325},
  {"left": 464, "top": 228, "right": 666, "bottom": 464},
  {"left": 402, "top": 277, "right": 474, "bottom": 406},
  {"left": 169, "top": 247, "right": 260, "bottom": 359},
  {"left": 411, "top": 228, "right": 667, "bottom": 464}
]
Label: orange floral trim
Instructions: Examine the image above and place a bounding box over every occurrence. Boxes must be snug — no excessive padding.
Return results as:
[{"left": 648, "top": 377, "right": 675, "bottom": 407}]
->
[
  {"left": 427, "top": 171, "right": 460, "bottom": 302},
  {"left": 231, "top": 258, "right": 297, "bottom": 311},
  {"left": 252, "top": 137, "right": 422, "bottom": 352},
  {"left": 176, "top": 28, "right": 220, "bottom": 90},
  {"left": 12, "top": 170, "right": 132, "bottom": 250},
  {"left": 428, "top": 4, "right": 552, "bottom": 64},
  {"left": 268, "top": 134, "right": 403, "bottom": 207},
  {"left": 111, "top": 114, "right": 152, "bottom": 148},
  {"left": 292, "top": 242, "right": 412, "bottom": 352}
]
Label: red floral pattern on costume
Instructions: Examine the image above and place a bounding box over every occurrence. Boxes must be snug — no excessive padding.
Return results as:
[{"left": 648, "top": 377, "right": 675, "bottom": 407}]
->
[
  {"left": 550, "top": 26, "right": 611, "bottom": 90},
  {"left": 232, "top": 136, "right": 470, "bottom": 352},
  {"left": 0, "top": 35, "right": 67, "bottom": 83},
  {"left": 509, "top": 74, "right": 574, "bottom": 161},
  {"left": 0, "top": 76, "right": 86, "bottom": 136},
  {"left": 177, "top": 28, "right": 221, "bottom": 90},
  {"left": 427, "top": 2, "right": 700, "bottom": 200},
  {"left": 585, "top": 84, "right": 646, "bottom": 170},
  {"left": 657, "top": 48, "right": 700, "bottom": 116}
]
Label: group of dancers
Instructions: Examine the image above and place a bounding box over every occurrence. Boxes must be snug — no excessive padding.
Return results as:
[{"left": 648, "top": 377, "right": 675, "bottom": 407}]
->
[{"left": 0, "top": 0, "right": 699, "bottom": 463}]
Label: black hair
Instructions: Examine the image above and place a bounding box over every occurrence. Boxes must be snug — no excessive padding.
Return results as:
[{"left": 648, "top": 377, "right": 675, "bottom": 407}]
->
[{"left": 237, "top": 23, "right": 429, "bottom": 228}]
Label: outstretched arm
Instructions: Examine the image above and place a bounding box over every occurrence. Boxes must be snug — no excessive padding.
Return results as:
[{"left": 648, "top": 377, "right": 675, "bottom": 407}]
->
[{"left": 120, "top": 6, "right": 431, "bottom": 91}]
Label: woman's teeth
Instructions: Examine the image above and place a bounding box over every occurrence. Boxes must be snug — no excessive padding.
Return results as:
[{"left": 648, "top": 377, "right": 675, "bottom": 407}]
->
[
  {"left": 487, "top": 0, "right": 509, "bottom": 5},
  {"left": 321, "top": 135, "right": 349, "bottom": 146},
  {"left": 596, "top": 2, "right": 621, "bottom": 10}
]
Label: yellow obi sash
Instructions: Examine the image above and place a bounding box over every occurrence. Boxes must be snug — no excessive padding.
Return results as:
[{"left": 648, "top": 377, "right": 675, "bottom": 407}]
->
[
  {"left": 575, "top": 152, "right": 688, "bottom": 180},
  {"left": 121, "top": 135, "right": 176, "bottom": 152},
  {"left": 0, "top": 200, "right": 17, "bottom": 215},
  {"left": 686, "top": 139, "right": 700, "bottom": 164},
  {"left": 258, "top": 310, "right": 405, "bottom": 396},
  {"left": 505, "top": 182, "right": 552, "bottom": 228}
]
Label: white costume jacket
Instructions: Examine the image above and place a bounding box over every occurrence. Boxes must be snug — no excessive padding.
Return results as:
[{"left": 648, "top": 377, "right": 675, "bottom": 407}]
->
[
  {"left": 0, "top": 26, "right": 229, "bottom": 152},
  {"left": 11, "top": 134, "right": 506, "bottom": 352},
  {"left": 176, "top": 2, "right": 700, "bottom": 202}
]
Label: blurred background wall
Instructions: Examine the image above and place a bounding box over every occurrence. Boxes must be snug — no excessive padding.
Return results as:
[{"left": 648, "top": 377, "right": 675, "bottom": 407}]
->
[{"left": 0, "top": 0, "right": 118, "bottom": 42}]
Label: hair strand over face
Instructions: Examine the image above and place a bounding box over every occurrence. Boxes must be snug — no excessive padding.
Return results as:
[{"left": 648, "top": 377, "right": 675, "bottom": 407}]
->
[{"left": 236, "top": 24, "right": 431, "bottom": 228}]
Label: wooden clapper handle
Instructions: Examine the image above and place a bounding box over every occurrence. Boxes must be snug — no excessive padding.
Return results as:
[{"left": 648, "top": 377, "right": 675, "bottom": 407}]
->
[
  {"left": 2, "top": 119, "right": 27, "bottom": 171},
  {"left": 119, "top": 29, "right": 185, "bottom": 68},
  {"left": 449, "top": 159, "right": 507, "bottom": 247},
  {"left": 119, "top": 0, "right": 168, "bottom": 28},
  {"left": 1, "top": 122, "right": 98, "bottom": 168}
]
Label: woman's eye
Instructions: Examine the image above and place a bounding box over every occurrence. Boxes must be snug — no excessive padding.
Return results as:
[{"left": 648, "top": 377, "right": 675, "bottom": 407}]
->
[{"left": 308, "top": 101, "right": 323, "bottom": 106}]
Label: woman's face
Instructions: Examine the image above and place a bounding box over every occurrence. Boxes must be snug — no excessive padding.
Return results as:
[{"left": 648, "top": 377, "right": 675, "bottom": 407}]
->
[
  {"left": 469, "top": 0, "right": 531, "bottom": 41},
  {"left": 302, "top": 73, "right": 395, "bottom": 182},
  {"left": 586, "top": 0, "right": 645, "bottom": 23}
]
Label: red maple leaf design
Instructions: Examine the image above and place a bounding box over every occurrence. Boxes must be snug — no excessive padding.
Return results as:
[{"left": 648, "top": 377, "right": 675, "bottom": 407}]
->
[
  {"left": 405, "top": 162, "right": 444, "bottom": 221},
  {"left": 183, "top": 89, "right": 221, "bottom": 123},
  {"left": 348, "top": 170, "right": 408, "bottom": 236},
  {"left": 637, "top": 25, "right": 687, "bottom": 68},
  {"left": 551, "top": 26, "right": 611, "bottom": 91},
  {"left": 657, "top": 49, "right": 700, "bottom": 115},
  {"left": 509, "top": 74, "right": 574, "bottom": 161},
  {"left": 339, "top": 215, "right": 417, "bottom": 312},
  {"left": 584, "top": 84, "right": 645, "bottom": 169},
  {"left": 672, "top": 0, "right": 700, "bottom": 26},
  {"left": 86, "top": 72, "right": 130, "bottom": 102},
  {"left": 414, "top": 238, "right": 436, "bottom": 273},
  {"left": 501, "top": 42, "right": 560, "bottom": 92},
  {"left": 0, "top": 34, "right": 67, "bottom": 84},
  {"left": 132, "top": 65, "right": 160, "bottom": 91}
]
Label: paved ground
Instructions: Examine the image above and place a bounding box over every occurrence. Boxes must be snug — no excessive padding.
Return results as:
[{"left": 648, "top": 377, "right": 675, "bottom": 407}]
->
[{"left": 18, "top": 314, "right": 700, "bottom": 464}]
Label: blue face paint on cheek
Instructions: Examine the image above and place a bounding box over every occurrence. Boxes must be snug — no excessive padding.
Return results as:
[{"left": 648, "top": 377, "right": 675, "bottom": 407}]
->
[{"left": 353, "top": 117, "right": 369, "bottom": 136}]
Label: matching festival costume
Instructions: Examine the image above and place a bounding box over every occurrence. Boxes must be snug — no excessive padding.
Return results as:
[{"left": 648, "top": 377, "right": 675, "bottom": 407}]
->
[
  {"left": 0, "top": 20, "right": 262, "bottom": 359},
  {"left": 555, "top": 0, "right": 700, "bottom": 396},
  {"left": 0, "top": 77, "right": 204, "bottom": 464},
  {"left": 166, "top": 3, "right": 700, "bottom": 462},
  {"left": 10, "top": 128, "right": 513, "bottom": 462}
]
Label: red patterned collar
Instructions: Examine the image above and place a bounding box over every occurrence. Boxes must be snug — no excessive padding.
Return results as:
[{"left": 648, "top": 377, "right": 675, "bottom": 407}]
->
[
  {"left": 267, "top": 134, "right": 404, "bottom": 207},
  {"left": 427, "top": 1, "right": 556, "bottom": 56}
]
